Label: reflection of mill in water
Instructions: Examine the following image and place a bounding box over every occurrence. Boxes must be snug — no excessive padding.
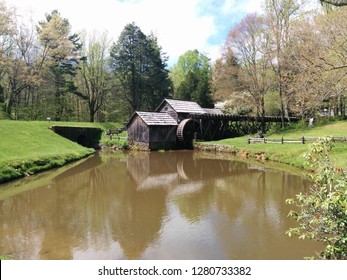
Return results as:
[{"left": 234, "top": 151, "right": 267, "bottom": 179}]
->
[
  {"left": 0, "top": 151, "right": 313, "bottom": 260},
  {"left": 126, "top": 151, "right": 262, "bottom": 197}
]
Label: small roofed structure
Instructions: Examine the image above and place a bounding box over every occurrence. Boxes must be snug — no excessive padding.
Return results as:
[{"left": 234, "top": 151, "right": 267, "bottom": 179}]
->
[
  {"left": 156, "top": 98, "right": 207, "bottom": 122},
  {"left": 127, "top": 111, "right": 178, "bottom": 151}
]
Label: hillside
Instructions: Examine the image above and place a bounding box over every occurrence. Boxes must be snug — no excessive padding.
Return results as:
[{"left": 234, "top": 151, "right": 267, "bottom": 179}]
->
[{"left": 0, "top": 120, "right": 121, "bottom": 183}]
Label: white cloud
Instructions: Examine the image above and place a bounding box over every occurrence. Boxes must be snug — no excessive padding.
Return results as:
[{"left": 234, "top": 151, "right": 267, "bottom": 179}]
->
[{"left": 5, "top": 0, "right": 264, "bottom": 65}]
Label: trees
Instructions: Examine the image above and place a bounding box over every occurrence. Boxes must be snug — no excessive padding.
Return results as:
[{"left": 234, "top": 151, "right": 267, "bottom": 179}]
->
[
  {"left": 171, "top": 49, "right": 214, "bottom": 108},
  {"left": 1, "top": 9, "right": 173, "bottom": 121},
  {"left": 0, "top": 3, "right": 42, "bottom": 119},
  {"left": 317, "top": 8, "right": 347, "bottom": 117},
  {"left": 141, "top": 33, "right": 173, "bottom": 110},
  {"left": 176, "top": 69, "right": 213, "bottom": 108},
  {"left": 37, "top": 10, "right": 81, "bottom": 121},
  {"left": 5, "top": 21, "right": 43, "bottom": 119},
  {"left": 212, "top": 46, "right": 241, "bottom": 103},
  {"left": 77, "top": 32, "right": 110, "bottom": 122},
  {"left": 224, "top": 14, "right": 273, "bottom": 130},
  {"left": 1, "top": 1, "right": 345, "bottom": 122},
  {"left": 265, "top": 0, "right": 302, "bottom": 126},
  {"left": 171, "top": 49, "right": 210, "bottom": 91},
  {"left": 213, "top": 0, "right": 346, "bottom": 120},
  {"left": 0, "top": 1, "right": 14, "bottom": 80},
  {"left": 0, "top": 1, "right": 15, "bottom": 116},
  {"left": 287, "top": 7, "right": 347, "bottom": 118},
  {"left": 110, "top": 23, "right": 172, "bottom": 113}
]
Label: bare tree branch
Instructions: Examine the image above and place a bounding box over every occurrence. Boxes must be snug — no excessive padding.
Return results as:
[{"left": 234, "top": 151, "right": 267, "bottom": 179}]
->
[{"left": 320, "top": 0, "right": 347, "bottom": 7}]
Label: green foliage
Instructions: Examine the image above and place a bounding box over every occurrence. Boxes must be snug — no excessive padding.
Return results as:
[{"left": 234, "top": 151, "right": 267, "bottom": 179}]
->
[
  {"left": 0, "top": 103, "right": 7, "bottom": 120},
  {"left": 172, "top": 49, "right": 213, "bottom": 107},
  {"left": 37, "top": 10, "right": 82, "bottom": 121},
  {"left": 77, "top": 31, "right": 111, "bottom": 122},
  {"left": 110, "top": 23, "right": 172, "bottom": 113},
  {"left": 264, "top": 91, "right": 281, "bottom": 116},
  {"left": 171, "top": 49, "right": 210, "bottom": 90},
  {"left": 176, "top": 70, "right": 213, "bottom": 108},
  {"left": 222, "top": 94, "right": 256, "bottom": 115},
  {"left": 286, "top": 137, "right": 347, "bottom": 259},
  {"left": 102, "top": 137, "right": 128, "bottom": 150}
]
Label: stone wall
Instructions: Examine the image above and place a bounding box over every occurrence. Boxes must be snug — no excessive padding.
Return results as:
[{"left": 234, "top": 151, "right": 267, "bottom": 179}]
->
[{"left": 50, "top": 126, "right": 102, "bottom": 148}]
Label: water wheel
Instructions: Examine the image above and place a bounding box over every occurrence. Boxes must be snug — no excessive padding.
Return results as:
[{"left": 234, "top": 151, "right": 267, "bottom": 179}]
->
[{"left": 177, "top": 118, "right": 199, "bottom": 149}]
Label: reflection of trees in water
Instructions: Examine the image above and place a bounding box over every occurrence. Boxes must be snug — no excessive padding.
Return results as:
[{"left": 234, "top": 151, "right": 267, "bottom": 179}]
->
[
  {"left": 212, "top": 170, "right": 310, "bottom": 259},
  {"left": 0, "top": 191, "right": 47, "bottom": 259},
  {"left": 172, "top": 185, "right": 214, "bottom": 224},
  {"left": 0, "top": 154, "right": 168, "bottom": 259},
  {"left": 0, "top": 151, "right": 313, "bottom": 259},
  {"left": 111, "top": 187, "right": 167, "bottom": 259},
  {"left": 168, "top": 156, "right": 264, "bottom": 224}
]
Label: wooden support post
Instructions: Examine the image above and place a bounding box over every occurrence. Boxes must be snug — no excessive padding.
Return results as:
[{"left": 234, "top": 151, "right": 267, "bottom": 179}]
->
[
  {"left": 302, "top": 136, "right": 305, "bottom": 144},
  {"left": 281, "top": 137, "right": 284, "bottom": 144}
]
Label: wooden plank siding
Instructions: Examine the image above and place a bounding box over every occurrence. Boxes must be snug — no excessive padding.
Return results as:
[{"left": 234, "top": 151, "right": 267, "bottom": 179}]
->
[
  {"left": 127, "top": 111, "right": 178, "bottom": 150},
  {"left": 157, "top": 102, "right": 179, "bottom": 122},
  {"left": 127, "top": 116, "right": 149, "bottom": 143},
  {"left": 148, "top": 125, "right": 177, "bottom": 150}
]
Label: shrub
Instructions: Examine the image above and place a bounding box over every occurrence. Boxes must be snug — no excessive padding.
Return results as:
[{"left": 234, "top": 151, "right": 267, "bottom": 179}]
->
[{"left": 286, "top": 137, "right": 347, "bottom": 259}]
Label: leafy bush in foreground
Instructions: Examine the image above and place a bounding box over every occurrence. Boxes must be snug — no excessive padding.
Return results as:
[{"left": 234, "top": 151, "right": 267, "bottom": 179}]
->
[{"left": 286, "top": 137, "right": 347, "bottom": 259}]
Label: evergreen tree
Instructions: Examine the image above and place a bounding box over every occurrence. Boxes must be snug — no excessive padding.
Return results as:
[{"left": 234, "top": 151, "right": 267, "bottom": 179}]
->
[{"left": 110, "top": 23, "right": 172, "bottom": 113}]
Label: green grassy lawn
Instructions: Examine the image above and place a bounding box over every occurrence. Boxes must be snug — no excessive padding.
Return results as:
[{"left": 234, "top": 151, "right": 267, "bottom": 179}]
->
[
  {"left": 1, "top": 119, "right": 346, "bottom": 182},
  {"left": 0, "top": 120, "right": 125, "bottom": 183},
  {"left": 205, "top": 120, "right": 347, "bottom": 169}
]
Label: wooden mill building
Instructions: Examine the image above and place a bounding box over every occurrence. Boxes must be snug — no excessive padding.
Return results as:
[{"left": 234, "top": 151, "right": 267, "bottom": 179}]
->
[
  {"left": 127, "top": 99, "right": 222, "bottom": 151},
  {"left": 127, "top": 111, "right": 178, "bottom": 150},
  {"left": 156, "top": 99, "right": 207, "bottom": 122}
]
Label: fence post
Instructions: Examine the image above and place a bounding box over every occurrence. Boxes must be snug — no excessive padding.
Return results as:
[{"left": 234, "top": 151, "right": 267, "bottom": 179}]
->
[
  {"left": 247, "top": 137, "right": 250, "bottom": 144},
  {"left": 302, "top": 136, "right": 305, "bottom": 144},
  {"left": 281, "top": 137, "right": 284, "bottom": 144}
]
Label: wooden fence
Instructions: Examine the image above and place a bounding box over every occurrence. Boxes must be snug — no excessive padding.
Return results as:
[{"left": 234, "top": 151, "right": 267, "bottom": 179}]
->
[{"left": 247, "top": 136, "right": 347, "bottom": 144}]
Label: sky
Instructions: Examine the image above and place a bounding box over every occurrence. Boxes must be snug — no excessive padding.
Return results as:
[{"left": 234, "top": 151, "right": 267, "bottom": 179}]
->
[{"left": 5, "top": 0, "right": 264, "bottom": 66}]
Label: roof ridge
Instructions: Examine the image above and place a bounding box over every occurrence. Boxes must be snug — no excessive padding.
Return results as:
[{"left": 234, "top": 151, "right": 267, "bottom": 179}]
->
[{"left": 135, "top": 111, "right": 177, "bottom": 126}]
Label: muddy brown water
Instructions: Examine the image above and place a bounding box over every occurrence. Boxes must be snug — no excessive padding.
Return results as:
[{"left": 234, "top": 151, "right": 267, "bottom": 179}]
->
[{"left": 0, "top": 151, "right": 321, "bottom": 259}]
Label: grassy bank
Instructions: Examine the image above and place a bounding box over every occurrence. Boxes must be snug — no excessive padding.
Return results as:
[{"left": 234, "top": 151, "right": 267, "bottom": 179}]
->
[
  {"left": 199, "top": 121, "right": 347, "bottom": 169},
  {"left": 2, "top": 119, "right": 346, "bottom": 182},
  {"left": 0, "top": 120, "right": 125, "bottom": 183}
]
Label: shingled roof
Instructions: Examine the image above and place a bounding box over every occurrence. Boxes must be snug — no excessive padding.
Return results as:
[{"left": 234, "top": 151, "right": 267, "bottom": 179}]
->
[
  {"left": 203, "top": 108, "right": 223, "bottom": 115},
  {"left": 157, "top": 99, "right": 207, "bottom": 115},
  {"left": 128, "top": 112, "right": 178, "bottom": 126}
]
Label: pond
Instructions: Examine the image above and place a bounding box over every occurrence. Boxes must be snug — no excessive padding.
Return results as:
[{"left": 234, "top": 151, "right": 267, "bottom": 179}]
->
[{"left": 0, "top": 151, "right": 320, "bottom": 259}]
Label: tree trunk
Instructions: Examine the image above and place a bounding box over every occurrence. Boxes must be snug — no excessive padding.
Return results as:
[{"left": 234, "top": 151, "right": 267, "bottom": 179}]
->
[
  {"left": 341, "top": 94, "right": 345, "bottom": 118},
  {"left": 4, "top": 94, "right": 14, "bottom": 118},
  {"left": 89, "top": 101, "right": 96, "bottom": 123},
  {"left": 261, "top": 95, "right": 266, "bottom": 133},
  {"left": 278, "top": 80, "right": 285, "bottom": 127},
  {"left": 284, "top": 94, "right": 291, "bottom": 124}
]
